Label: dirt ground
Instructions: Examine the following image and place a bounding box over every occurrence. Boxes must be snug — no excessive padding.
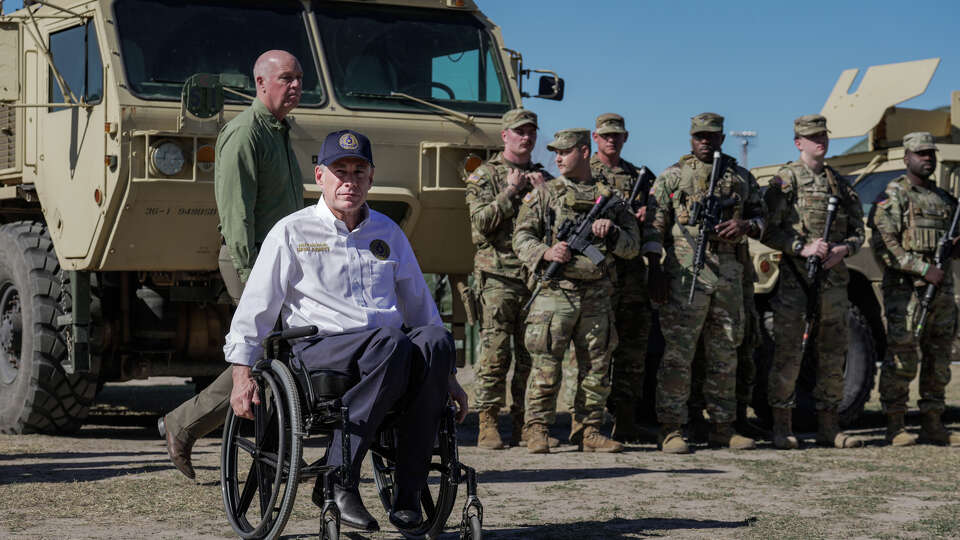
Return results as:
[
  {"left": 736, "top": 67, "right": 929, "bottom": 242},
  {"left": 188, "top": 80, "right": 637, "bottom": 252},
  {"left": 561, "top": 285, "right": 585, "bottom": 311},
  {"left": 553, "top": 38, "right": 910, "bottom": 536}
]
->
[{"left": 2, "top": 366, "right": 960, "bottom": 540}]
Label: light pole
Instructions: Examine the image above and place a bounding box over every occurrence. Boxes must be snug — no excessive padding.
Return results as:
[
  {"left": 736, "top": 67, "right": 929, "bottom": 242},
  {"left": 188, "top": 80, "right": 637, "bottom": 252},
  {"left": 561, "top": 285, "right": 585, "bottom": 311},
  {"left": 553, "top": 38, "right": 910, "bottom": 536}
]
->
[{"left": 730, "top": 130, "right": 757, "bottom": 169}]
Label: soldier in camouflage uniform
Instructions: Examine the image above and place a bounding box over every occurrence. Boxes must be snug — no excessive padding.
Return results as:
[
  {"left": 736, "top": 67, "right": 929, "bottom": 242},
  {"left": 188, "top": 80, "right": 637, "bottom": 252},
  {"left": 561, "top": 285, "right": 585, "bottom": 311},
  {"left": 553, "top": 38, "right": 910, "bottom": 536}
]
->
[
  {"left": 589, "top": 113, "right": 662, "bottom": 443},
  {"left": 761, "top": 114, "right": 865, "bottom": 449},
  {"left": 465, "top": 108, "right": 551, "bottom": 450},
  {"left": 649, "top": 113, "right": 765, "bottom": 454},
  {"left": 870, "top": 131, "right": 960, "bottom": 447},
  {"left": 514, "top": 128, "right": 641, "bottom": 454}
]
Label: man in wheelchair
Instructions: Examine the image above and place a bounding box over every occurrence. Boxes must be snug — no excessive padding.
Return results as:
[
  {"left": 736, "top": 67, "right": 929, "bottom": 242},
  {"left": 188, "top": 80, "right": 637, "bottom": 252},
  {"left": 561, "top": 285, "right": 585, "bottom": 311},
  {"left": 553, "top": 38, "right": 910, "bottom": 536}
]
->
[{"left": 224, "top": 129, "right": 469, "bottom": 532}]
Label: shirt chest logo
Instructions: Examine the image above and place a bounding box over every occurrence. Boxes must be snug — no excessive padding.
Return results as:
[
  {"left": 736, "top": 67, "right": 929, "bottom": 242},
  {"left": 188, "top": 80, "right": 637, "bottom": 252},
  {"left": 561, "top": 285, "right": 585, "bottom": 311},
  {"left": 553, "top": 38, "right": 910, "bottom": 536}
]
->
[
  {"left": 370, "top": 239, "right": 391, "bottom": 260},
  {"left": 296, "top": 242, "right": 330, "bottom": 253}
]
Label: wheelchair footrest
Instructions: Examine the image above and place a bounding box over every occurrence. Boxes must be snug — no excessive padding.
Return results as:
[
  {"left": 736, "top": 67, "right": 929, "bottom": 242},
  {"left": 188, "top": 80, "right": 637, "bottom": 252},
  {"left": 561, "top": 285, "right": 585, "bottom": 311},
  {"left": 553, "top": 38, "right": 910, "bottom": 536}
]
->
[{"left": 458, "top": 464, "right": 483, "bottom": 539}]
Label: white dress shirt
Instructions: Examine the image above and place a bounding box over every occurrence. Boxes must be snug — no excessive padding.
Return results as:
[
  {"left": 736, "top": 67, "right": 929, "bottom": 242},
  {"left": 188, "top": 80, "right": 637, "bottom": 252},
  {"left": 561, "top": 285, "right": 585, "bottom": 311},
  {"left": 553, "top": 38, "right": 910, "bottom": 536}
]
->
[{"left": 224, "top": 198, "right": 443, "bottom": 367}]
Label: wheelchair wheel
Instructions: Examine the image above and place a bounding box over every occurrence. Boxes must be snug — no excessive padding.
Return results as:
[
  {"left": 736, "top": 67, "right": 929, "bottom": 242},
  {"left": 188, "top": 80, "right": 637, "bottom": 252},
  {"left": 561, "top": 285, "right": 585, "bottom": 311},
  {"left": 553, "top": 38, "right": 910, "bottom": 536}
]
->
[
  {"left": 371, "top": 409, "right": 459, "bottom": 539},
  {"left": 466, "top": 514, "right": 482, "bottom": 539},
  {"left": 221, "top": 361, "right": 303, "bottom": 540}
]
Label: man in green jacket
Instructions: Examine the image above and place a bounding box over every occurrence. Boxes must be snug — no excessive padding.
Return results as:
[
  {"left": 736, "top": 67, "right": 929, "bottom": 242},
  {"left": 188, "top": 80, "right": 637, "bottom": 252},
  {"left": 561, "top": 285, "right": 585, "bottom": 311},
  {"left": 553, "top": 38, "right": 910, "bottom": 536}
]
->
[{"left": 159, "top": 49, "right": 306, "bottom": 479}]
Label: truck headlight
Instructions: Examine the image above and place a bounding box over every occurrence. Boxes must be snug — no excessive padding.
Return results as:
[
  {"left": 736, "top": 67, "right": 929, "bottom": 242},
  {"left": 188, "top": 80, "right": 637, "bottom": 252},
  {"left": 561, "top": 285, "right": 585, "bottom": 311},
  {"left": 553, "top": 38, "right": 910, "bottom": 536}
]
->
[{"left": 149, "top": 140, "right": 186, "bottom": 176}]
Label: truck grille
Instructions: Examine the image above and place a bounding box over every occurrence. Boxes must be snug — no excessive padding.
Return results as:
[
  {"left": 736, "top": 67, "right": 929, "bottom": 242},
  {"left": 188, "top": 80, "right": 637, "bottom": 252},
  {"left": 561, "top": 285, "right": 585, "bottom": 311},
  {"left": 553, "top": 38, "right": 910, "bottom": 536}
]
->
[{"left": 0, "top": 104, "right": 13, "bottom": 171}]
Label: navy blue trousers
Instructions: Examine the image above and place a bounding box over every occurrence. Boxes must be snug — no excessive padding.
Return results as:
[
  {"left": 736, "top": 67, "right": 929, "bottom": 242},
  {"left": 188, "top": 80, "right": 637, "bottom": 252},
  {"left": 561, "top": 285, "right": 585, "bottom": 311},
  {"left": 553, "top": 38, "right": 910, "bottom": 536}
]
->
[{"left": 294, "top": 325, "right": 454, "bottom": 506}]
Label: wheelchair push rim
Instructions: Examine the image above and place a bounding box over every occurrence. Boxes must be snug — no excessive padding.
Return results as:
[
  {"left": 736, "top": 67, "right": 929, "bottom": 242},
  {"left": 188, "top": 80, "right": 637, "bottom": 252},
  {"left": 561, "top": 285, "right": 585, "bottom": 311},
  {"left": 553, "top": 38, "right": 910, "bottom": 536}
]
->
[{"left": 221, "top": 361, "right": 303, "bottom": 540}]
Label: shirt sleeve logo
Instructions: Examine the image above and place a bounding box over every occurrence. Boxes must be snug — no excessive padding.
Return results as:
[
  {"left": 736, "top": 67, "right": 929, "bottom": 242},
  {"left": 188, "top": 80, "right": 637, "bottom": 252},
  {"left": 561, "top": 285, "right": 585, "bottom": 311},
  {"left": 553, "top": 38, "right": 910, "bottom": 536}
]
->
[
  {"left": 370, "top": 239, "right": 391, "bottom": 260},
  {"left": 339, "top": 133, "right": 360, "bottom": 150}
]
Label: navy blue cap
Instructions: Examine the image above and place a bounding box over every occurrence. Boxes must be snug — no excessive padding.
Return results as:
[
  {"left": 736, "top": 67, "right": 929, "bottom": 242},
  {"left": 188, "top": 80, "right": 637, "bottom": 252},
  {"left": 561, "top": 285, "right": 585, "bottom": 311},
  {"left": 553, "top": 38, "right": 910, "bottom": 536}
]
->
[{"left": 318, "top": 129, "right": 375, "bottom": 167}]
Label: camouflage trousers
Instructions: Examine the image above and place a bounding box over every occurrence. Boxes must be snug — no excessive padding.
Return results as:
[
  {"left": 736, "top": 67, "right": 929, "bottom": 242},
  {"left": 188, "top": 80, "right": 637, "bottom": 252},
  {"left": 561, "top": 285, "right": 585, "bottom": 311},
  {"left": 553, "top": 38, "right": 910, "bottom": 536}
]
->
[
  {"left": 657, "top": 255, "right": 744, "bottom": 424},
  {"left": 474, "top": 272, "right": 532, "bottom": 415},
  {"left": 690, "top": 283, "right": 758, "bottom": 410},
  {"left": 524, "top": 280, "right": 617, "bottom": 428},
  {"left": 880, "top": 277, "right": 957, "bottom": 414},
  {"left": 768, "top": 261, "right": 849, "bottom": 409}
]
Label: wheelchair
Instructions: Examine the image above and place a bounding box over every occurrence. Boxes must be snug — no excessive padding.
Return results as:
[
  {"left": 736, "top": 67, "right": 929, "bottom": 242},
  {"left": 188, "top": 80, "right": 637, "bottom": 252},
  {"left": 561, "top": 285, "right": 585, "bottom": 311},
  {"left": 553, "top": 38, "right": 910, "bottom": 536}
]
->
[{"left": 220, "top": 325, "right": 483, "bottom": 540}]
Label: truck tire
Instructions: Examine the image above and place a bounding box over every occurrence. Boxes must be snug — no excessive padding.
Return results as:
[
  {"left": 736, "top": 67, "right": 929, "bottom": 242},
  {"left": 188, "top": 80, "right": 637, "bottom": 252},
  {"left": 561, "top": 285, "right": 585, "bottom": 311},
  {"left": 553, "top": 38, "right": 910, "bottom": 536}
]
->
[
  {"left": 0, "top": 222, "right": 98, "bottom": 434},
  {"left": 752, "top": 304, "right": 878, "bottom": 431}
]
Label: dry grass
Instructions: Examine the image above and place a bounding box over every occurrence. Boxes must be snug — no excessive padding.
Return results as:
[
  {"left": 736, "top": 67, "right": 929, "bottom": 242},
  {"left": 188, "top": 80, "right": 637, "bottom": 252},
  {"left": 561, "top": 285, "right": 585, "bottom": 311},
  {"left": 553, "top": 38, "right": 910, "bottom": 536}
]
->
[{"left": 0, "top": 368, "right": 959, "bottom": 538}]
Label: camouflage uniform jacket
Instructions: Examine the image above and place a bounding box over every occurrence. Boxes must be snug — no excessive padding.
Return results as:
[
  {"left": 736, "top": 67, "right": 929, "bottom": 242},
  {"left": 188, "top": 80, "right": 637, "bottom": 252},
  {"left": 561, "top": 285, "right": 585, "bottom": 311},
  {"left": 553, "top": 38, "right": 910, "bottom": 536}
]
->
[
  {"left": 870, "top": 175, "right": 957, "bottom": 285},
  {"left": 762, "top": 160, "right": 864, "bottom": 264},
  {"left": 465, "top": 152, "right": 551, "bottom": 280},
  {"left": 651, "top": 153, "right": 764, "bottom": 287},
  {"left": 591, "top": 154, "right": 661, "bottom": 299},
  {"left": 513, "top": 176, "right": 641, "bottom": 289}
]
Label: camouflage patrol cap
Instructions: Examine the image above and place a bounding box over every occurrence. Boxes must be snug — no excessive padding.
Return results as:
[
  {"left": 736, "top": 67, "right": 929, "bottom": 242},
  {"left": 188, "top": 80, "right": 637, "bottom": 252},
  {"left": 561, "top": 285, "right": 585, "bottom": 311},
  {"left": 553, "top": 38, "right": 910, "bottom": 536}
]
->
[
  {"left": 546, "top": 128, "right": 591, "bottom": 152},
  {"left": 595, "top": 113, "right": 627, "bottom": 135},
  {"left": 501, "top": 108, "right": 538, "bottom": 130},
  {"left": 794, "top": 114, "right": 829, "bottom": 136},
  {"left": 690, "top": 112, "right": 724, "bottom": 135},
  {"left": 903, "top": 131, "right": 937, "bottom": 152}
]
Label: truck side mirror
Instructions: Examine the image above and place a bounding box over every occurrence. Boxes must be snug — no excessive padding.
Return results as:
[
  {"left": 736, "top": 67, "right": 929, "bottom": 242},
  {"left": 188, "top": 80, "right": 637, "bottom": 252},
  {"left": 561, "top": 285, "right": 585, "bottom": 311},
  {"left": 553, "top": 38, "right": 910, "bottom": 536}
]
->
[
  {"left": 0, "top": 21, "right": 21, "bottom": 103},
  {"left": 536, "top": 74, "right": 564, "bottom": 101}
]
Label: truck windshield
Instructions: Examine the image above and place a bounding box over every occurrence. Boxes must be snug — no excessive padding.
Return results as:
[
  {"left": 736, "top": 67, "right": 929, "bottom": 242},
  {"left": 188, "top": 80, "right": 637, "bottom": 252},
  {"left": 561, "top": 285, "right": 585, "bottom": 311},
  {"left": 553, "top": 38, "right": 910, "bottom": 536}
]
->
[
  {"left": 847, "top": 169, "right": 905, "bottom": 215},
  {"left": 312, "top": 2, "right": 512, "bottom": 116},
  {"left": 113, "top": 0, "right": 324, "bottom": 106}
]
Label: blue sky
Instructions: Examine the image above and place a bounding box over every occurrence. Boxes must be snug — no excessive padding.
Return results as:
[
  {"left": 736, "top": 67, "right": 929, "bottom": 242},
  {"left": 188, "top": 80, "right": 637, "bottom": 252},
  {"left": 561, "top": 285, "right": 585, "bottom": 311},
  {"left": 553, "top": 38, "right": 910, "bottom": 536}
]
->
[
  {"left": 5, "top": 0, "right": 955, "bottom": 173},
  {"left": 479, "top": 0, "right": 958, "bottom": 174}
]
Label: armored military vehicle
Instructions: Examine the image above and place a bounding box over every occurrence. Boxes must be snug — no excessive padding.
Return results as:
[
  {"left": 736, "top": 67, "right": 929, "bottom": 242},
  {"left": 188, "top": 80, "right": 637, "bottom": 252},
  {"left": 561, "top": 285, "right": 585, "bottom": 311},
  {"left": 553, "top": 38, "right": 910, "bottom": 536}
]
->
[
  {"left": 0, "top": 0, "right": 563, "bottom": 433},
  {"left": 748, "top": 58, "right": 960, "bottom": 428}
]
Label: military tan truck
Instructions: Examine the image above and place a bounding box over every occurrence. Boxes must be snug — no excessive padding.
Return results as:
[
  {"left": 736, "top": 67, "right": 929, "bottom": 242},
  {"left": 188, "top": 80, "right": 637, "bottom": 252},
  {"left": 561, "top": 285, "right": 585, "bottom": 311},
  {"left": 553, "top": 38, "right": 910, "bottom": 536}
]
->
[
  {"left": 0, "top": 0, "right": 564, "bottom": 434},
  {"left": 747, "top": 58, "right": 960, "bottom": 428}
]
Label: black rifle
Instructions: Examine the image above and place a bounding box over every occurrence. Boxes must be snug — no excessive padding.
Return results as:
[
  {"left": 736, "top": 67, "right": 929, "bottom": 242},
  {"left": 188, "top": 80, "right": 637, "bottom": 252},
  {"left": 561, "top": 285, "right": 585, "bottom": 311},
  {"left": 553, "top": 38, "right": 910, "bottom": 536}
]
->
[
  {"left": 524, "top": 194, "right": 619, "bottom": 311},
  {"left": 801, "top": 195, "right": 840, "bottom": 357},
  {"left": 627, "top": 166, "right": 656, "bottom": 213},
  {"left": 914, "top": 198, "right": 960, "bottom": 337},
  {"left": 687, "top": 151, "right": 733, "bottom": 304}
]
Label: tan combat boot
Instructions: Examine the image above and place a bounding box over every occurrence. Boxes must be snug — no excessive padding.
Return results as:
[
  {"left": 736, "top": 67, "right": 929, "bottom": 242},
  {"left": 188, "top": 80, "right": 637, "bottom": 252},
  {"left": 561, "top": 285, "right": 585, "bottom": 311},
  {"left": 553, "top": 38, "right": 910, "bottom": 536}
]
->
[
  {"left": 477, "top": 408, "right": 504, "bottom": 450},
  {"left": 709, "top": 422, "right": 756, "bottom": 450},
  {"left": 771, "top": 407, "right": 799, "bottom": 450},
  {"left": 659, "top": 424, "right": 691, "bottom": 454},
  {"left": 611, "top": 405, "right": 639, "bottom": 443},
  {"left": 816, "top": 408, "right": 863, "bottom": 448},
  {"left": 918, "top": 410, "right": 960, "bottom": 447},
  {"left": 885, "top": 412, "right": 917, "bottom": 447},
  {"left": 513, "top": 409, "right": 559, "bottom": 447},
  {"left": 524, "top": 423, "right": 551, "bottom": 454},
  {"left": 580, "top": 425, "right": 624, "bottom": 453}
]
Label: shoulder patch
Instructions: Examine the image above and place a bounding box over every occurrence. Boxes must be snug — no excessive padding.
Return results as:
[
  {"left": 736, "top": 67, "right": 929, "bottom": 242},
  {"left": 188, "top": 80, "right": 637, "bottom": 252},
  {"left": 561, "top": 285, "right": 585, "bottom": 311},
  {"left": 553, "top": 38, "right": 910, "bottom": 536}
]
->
[
  {"left": 522, "top": 191, "right": 536, "bottom": 205},
  {"left": 874, "top": 192, "right": 889, "bottom": 206},
  {"left": 465, "top": 173, "right": 481, "bottom": 184}
]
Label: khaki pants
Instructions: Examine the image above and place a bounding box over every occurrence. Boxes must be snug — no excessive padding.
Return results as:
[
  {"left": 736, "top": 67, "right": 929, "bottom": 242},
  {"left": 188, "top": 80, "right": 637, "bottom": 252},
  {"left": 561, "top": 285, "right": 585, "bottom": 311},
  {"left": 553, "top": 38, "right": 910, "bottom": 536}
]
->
[{"left": 165, "top": 245, "right": 243, "bottom": 443}]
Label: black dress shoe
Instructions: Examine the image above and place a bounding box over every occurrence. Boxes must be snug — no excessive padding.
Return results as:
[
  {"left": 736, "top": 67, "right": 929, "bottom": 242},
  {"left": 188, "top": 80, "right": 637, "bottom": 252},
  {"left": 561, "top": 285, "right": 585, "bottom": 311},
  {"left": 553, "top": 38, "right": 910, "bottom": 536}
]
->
[
  {"left": 389, "top": 509, "right": 423, "bottom": 529},
  {"left": 331, "top": 485, "right": 379, "bottom": 532}
]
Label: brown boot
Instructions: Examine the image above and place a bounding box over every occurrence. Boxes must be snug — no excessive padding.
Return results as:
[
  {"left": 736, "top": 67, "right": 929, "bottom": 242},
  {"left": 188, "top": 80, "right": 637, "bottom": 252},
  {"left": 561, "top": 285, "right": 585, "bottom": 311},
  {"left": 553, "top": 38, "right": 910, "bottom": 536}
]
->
[
  {"left": 159, "top": 415, "right": 196, "bottom": 480},
  {"left": 580, "top": 425, "right": 624, "bottom": 453},
  {"left": 817, "top": 408, "right": 863, "bottom": 448},
  {"left": 611, "top": 405, "right": 639, "bottom": 443},
  {"left": 524, "top": 423, "right": 551, "bottom": 454},
  {"left": 918, "top": 410, "right": 960, "bottom": 446},
  {"left": 658, "top": 424, "right": 690, "bottom": 454},
  {"left": 708, "top": 422, "right": 756, "bottom": 450},
  {"left": 477, "top": 408, "right": 504, "bottom": 450},
  {"left": 886, "top": 412, "right": 917, "bottom": 447},
  {"left": 514, "top": 410, "right": 559, "bottom": 447},
  {"left": 772, "top": 407, "right": 799, "bottom": 450}
]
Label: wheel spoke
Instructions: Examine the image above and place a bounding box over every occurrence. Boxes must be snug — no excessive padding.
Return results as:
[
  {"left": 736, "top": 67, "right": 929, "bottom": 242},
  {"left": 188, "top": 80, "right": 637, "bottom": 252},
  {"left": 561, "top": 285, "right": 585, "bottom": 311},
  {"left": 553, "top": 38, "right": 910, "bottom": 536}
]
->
[
  {"left": 235, "top": 436, "right": 257, "bottom": 457},
  {"left": 236, "top": 461, "right": 259, "bottom": 516}
]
